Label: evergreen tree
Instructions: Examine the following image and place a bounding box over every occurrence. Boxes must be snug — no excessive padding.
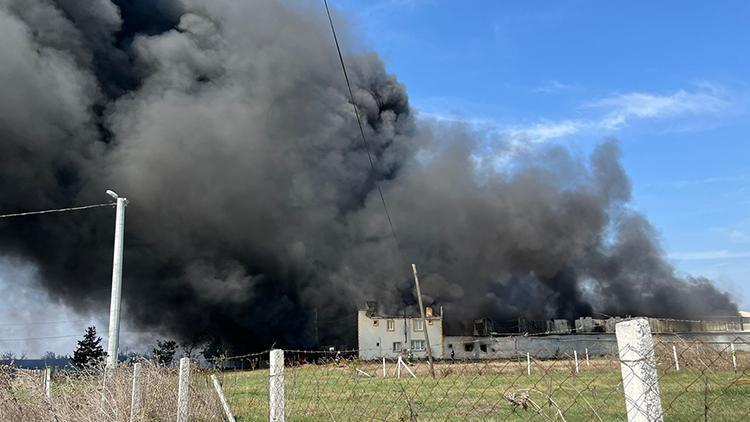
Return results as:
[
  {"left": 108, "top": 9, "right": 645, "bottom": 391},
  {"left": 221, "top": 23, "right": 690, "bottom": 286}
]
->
[
  {"left": 152, "top": 340, "right": 178, "bottom": 366},
  {"left": 71, "top": 326, "right": 106, "bottom": 369}
]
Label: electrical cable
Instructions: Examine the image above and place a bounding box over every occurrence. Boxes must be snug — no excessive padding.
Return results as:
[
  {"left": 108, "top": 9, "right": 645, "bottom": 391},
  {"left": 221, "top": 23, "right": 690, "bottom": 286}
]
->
[
  {"left": 323, "top": 0, "right": 407, "bottom": 260},
  {"left": 0, "top": 203, "right": 114, "bottom": 219}
]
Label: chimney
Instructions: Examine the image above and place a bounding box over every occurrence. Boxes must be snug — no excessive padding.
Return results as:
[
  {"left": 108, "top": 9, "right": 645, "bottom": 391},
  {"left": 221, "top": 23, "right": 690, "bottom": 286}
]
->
[
  {"left": 425, "top": 307, "right": 433, "bottom": 317},
  {"left": 365, "top": 301, "right": 378, "bottom": 317}
]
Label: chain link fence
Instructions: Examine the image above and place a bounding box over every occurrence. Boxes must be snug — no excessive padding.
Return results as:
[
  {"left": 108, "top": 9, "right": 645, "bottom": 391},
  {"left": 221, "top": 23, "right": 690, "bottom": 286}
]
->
[
  {"left": 1, "top": 320, "right": 748, "bottom": 421},
  {"left": 218, "top": 326, "right": 749, "bottom": 420}
]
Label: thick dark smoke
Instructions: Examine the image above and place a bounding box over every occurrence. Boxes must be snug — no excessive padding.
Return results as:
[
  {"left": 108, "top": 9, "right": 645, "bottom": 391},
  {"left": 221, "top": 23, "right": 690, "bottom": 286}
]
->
[{"left": 0, "top": 0, "right": 736, "bottom": 349}]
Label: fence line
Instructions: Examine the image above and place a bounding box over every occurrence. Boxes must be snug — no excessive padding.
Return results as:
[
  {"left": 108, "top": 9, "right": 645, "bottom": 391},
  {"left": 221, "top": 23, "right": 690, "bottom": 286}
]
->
[{"left": 1, "top": 328, "right": 748, "bottom": 421}]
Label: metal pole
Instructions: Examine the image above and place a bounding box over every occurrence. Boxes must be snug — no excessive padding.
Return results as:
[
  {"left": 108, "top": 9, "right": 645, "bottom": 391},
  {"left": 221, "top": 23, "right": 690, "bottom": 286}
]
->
[
  {"left": 411, "top": 264, "right": 436, "bottom": 379},
  {"left": 106, "top": 195, "right": 127, "bottom": 368}
]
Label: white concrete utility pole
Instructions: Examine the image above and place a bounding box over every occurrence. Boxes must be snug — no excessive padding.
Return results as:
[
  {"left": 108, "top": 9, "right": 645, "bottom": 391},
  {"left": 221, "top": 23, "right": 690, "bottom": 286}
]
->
[{"left": 105, "top": 190, "right": 128, "bottom": 369}]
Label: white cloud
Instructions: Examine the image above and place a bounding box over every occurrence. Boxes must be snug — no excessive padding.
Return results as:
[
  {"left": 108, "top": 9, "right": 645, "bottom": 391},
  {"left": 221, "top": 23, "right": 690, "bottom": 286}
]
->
[
  {"left": 418, "top": 86, "right": 732, "bottom": 146},
  {"left": 588, "top": 90, "right": 730, "bottom": 130},
  {"left": 669, "top": 250, "right": 750, "bottom": 261},
  {"left": 505, "top": 119, "right": 583, "bottom": 143},
  {"left": 533, "top": 80, "right": 574, "bottom": 93}
]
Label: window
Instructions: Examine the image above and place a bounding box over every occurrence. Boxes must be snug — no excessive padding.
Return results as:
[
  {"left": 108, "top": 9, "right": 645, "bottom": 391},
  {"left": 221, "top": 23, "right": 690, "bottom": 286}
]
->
[
  {"left": 480, "top": 344, "right": 488, "bottom": 353},
  {"left": 373, "top": 320, "right": 379, "bottom": 327},
  {"left": 392, "top": 342, "right": 402, "bottom": 352},
  {"left": 413, "top": 319, "right": 424, "bottom": 331},
  {"left": 411, "top": 340, "right": 426, "bottom": 351},
  {"left": 464, "top": 343, "right": 474, "bottom": 352},
  {"left": 386, "top": 319, "right": 395, "bottom": 331}
]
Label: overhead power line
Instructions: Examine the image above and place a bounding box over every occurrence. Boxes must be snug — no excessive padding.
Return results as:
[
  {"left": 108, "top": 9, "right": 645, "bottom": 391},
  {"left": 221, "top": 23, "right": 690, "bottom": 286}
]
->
[
  {"left": 322, "top": 0, "right": 404, "bottom": 251},
  {"left": 0, "top": 319, "right": 94, "bottom": 327},
  {"left": 0, "top": 334, "right": 81, "bottom": 342},
  {"left": 0, "top": 203, "right": 114, "bottom": 219}
]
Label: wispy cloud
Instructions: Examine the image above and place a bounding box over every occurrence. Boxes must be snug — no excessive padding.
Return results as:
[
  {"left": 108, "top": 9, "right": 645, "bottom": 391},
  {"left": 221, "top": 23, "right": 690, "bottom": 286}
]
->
[
  {"left": 588, "top": 90, "right": 730, "bottom": 130},
  {"left": 669, "top": 250, "right": 750, "bottom": 261},
  {"left": 418, "top": 86, "right": 734, "bottom": 146},
  {"left": 533, "top": 80, "right": 574, "bottom": 93},
  {"left": 646, "top": 174, "right": 749, "bottom": 189},
  {"left": 504, "top": 120, "right": 584, "bottom": 143}
]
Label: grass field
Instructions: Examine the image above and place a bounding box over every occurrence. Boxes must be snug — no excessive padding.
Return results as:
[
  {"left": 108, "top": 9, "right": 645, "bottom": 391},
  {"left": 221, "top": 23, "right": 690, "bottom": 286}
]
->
[
  {"left": 220, "top": 359, "right": 750, "bottom": 421},
  {"left": 2, "top": 354, "right": 747, "bottom": 420}
]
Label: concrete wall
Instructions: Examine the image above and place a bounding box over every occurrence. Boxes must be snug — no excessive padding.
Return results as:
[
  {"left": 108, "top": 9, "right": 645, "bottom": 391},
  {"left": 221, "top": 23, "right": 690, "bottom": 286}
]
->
[
  {"left": 357, "top": 310, "right": 444, "bottom": 360},
  {"left": 444, "top": 333, "right": 750, "bottom": 360}
]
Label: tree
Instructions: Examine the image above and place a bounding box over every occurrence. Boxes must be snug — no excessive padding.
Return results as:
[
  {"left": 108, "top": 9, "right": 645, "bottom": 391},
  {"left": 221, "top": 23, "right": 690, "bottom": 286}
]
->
[
  {"left": 152, "top": 340, "right": 178, "bottom": 366},
  {"left": 201, "top": 337, "right": 225, "bottom": 367},
  {"left": 71, "top": 326, "right": 106, "bottom": 369}
]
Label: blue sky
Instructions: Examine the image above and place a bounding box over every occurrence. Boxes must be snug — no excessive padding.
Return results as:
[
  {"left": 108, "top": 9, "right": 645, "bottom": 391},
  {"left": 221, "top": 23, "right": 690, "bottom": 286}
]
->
[{"left": 335, "top": 0, "right": 750, "bottom": 308}]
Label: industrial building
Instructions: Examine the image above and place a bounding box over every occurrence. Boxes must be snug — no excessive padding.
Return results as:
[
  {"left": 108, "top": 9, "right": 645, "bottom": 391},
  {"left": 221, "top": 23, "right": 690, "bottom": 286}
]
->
[
  {"left": 357, "top": 302, "right": 445, "bottom": 360},
  {"left": 357, "top": 302, "right": 750, "bottom": 360}
]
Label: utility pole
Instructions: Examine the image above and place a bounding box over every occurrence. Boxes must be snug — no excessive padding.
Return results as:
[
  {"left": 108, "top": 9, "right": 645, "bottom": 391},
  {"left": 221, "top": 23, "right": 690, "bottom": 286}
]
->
[
  {"left": 411, "top": 264, "right": 436, "bottom": 379},
  {"left": 105, "top": 190, "right": 128, "bottom": 369}
]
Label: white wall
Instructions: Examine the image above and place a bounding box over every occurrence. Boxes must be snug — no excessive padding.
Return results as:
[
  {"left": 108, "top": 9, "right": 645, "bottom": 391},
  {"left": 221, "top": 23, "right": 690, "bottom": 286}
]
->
[
  {"left": 444, "top": 333, "right": 750, "bottom": 360},
  {"left": 357, "top": 310, "right": 444, "bottom": 360}
]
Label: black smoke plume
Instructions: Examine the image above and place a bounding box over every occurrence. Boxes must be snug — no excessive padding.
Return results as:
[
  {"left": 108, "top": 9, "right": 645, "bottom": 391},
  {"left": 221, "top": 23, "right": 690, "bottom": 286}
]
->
[{"left": 0, "top": 0, "right": 736, "bottom": 349}]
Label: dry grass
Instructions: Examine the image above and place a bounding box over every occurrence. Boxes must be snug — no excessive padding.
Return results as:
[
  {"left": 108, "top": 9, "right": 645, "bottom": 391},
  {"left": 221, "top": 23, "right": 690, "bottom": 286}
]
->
[{"left": 0, "top": 362, "right": 224, "bottom": 421}]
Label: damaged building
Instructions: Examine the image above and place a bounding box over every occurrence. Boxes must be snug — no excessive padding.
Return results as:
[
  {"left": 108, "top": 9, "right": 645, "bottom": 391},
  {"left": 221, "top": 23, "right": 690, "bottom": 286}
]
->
[
  {"left": 357, "top": 302, "right": 445, "bottom": 360},
  {"left": 357, "top": 302, "right": 750, "bottom": 360}
]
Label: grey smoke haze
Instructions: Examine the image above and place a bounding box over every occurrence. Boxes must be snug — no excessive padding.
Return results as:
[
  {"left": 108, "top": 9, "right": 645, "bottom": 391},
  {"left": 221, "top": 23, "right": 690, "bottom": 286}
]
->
[{"left": 0, "top": 0, "right": 736, "bottom": 349}]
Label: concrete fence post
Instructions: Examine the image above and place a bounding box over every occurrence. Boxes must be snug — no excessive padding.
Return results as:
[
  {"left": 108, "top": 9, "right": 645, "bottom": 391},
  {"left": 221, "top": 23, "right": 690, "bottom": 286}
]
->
[
  {"left": 269, "top": 349, "right": 285, "bottom": 422},
  {"left": 672, "top": 345, "right": 680, "bottom": 372},
  {"left": 130, "top": 363, "right": 142, "bottom": 422},
  {"left": 730, "top": 343, "right": 737, "bottom": 372},
  {"left": 211, "top": 374, "right": 236, "bottom": 422},
  {"left": 526, "top": 352, "right": 531, "bottom": 376},
  {"left": 574, "top": 350, "right": 579, "bottom": 374},
  {"left": 177, "top": 357, "right": 190, "bottom": 422},
  {"left": 585, "top": 348, "right": 590, "bottom": 366},
  {"left": 44, "top": 367, "right": 51, "bottom": 399},
  {"left": 616, "top": 318, "right": 664, "bottom": 422}
]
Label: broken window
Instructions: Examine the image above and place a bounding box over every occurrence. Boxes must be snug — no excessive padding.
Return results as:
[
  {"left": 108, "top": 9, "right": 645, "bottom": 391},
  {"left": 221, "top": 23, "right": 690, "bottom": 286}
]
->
[
  {"left": 464, "top": 343, "right": 474, "bottom": 352},
  {"left": 480, "top": 344, "right": 488, "bottom": 353}
]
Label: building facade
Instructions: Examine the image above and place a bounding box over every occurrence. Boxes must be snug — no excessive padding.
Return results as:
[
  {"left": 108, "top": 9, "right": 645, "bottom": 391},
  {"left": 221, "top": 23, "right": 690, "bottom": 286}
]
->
[{"left": 357, "top": 303, "right": 444, "bottom": 360}]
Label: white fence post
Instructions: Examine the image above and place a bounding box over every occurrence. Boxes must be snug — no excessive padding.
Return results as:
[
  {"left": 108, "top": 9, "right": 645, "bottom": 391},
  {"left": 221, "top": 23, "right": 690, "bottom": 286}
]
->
[
  {"left": 585, "top": 348, "right": 590, "bottom": 366},
  {"left": 177, "top": 357, "right": 190, "bottom": 422},
  {"left": 269, "top": 349, "right": 285, "bottom": 422},
  {"left": 574, "top": 350, "right": 579, "bottom": 374},
  {"left": 730, "top": 343, "right": 737, "bottom": 372},
  {"left": 130, "top": 363, "right": 142, "bottom": 422},
  {"left": 672, "top": 345, "right": 680, "bottom": 372},
  {"left": 211, "top": 374, "right": 236, "bottom": 422},
  {"left": 526, "top": 352, "right": 531, "bottom": 376},
  {"left": 382, "top": 357, "right": 386, "bottom": 378},
  {"left": 616, "top": 318, "right": 664, "bottom": 422},
  {"left": 44, "top": 367, "right": 51, "bottom": 399}
]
